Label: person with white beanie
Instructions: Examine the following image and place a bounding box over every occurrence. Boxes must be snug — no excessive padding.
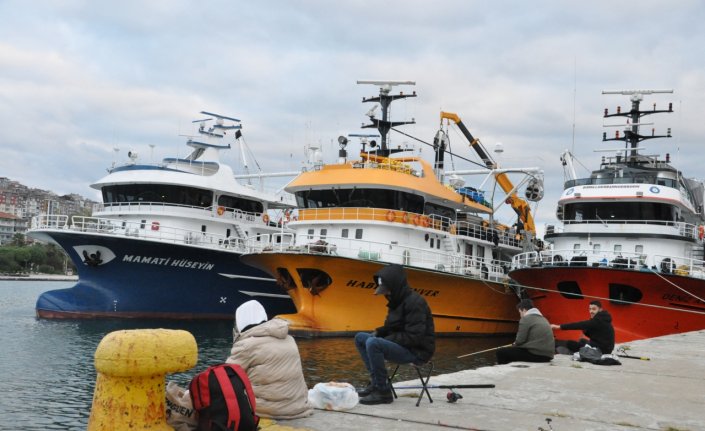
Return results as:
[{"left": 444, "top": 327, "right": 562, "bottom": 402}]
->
[{"left": 225, "top": 300, "right": 312, "bottom": 419}]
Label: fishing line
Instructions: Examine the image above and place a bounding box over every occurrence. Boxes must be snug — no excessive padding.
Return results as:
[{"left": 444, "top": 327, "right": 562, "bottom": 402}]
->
[{"left": 511, "top": 278, "right": 705, "bottom": 315}]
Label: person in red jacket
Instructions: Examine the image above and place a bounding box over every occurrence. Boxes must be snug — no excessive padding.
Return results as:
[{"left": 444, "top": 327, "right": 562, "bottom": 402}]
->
[{"left": 550, "top": 300, "right": 615, "bottom": 354}]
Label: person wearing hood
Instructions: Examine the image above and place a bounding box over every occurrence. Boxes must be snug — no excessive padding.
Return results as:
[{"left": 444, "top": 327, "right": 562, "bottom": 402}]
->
[
  {"left": 225, "top": 300, "right": 312, "bottom": 419},
  {"left": 496, "top": 299, "right": 554, "bottom": 364},
  {"left": 354, "top": 264, "right": 435, "bottom": 405},
  {"left": 550, "top": 300, "right": 615, "bottom": 354}
]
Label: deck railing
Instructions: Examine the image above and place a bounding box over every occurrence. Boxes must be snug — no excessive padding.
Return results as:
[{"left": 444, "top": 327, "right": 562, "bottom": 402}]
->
[
  {"left": 546, "top": 220, "right": 700, "bottom": 241},
  {"left": 511, "top": 248, "right": 705, "bottom": 279},
  {"left": 245, "top": 233, "right": 513, "bottom": 283}
]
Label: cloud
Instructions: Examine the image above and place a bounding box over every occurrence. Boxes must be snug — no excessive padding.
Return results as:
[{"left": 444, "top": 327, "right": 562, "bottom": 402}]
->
[{"left": 1, "top": 0, "right": 704, "bottom": 233}]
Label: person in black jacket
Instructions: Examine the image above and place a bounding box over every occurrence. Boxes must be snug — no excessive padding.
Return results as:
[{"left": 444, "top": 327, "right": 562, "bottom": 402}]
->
[
  {"left": 550, "top": 300, "right": 615, "bottom": 354},
  {"left": 354, "top": 264, "right": 435, "bottom": 405}
]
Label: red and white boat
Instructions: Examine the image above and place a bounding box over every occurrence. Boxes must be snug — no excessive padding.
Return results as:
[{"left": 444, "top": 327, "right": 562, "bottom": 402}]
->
[{"left": 510, "top": 89, "right": 705, "bottom": 342}]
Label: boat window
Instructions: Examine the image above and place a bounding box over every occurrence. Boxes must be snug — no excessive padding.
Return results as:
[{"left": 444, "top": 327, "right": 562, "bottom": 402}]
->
[
  {"left": 477, "top": 246, "right": 485, "bottom": 268},
  {"left": 635, "top": 245, "right": 643, "bottom": 254},
  {"left": 437, "top": 237, "right": 441, "bottom": 249},
  {"left": 201, "top": 225, "right": 206, "bottom": 233},
  {"left": 217, "top": 194, "right": 264, "bottom": 214},
  {"left": 563, "top": 202, "right": 676, "bottom": 223},
  {"left": 342, "top": 228, "right": 349, "bottom": 238},
  {"left": 609, "top": 283, "right": 643, "bottom": 304},
  {"left": 226, "top": 229, "right": 231, "bottom": 238},
  {"left": 592, "top": 244, "right": 601, "bottom": 253},
  {"left": 430, "top": 238, "right": 435, "bottom": 248},
  {"left": 294, "top": 188, "right": 424, "bottom": 213},
  {"left": 307, "top": 229, "right": 314, "bottom": 240},
  {"left": 573, "top": 244, "right": 580, "bottom": 250},
  {"left": 614, "top": 244, "right": 622, "bottom": 253},
  {"left": 103, "top": 184, "right": 213, "bottom": 208},
  {"left": 557, "top": 281, "right": 583, "bottom": 299},
  {"left": 140, "top": 219, "right": 146, "bottom": 229},
  {"left": 320, "top": 228, "right": 327, "bottom": 239},
  {"left": 355, "top": 229, "right": 363, "bottom": 239}
]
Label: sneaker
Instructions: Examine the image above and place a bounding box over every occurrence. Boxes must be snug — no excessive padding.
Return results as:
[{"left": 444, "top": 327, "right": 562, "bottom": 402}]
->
[
  {"left": 359, "top": 387, "right": 394, "bottom": 405},
  {"left": 357, "top": 382, "right": 374, "bottom": 397}
]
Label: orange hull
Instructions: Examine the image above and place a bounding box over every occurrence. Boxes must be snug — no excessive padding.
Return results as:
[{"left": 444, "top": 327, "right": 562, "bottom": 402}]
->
[
  {"left": 241, "top": 253, "right": 519, "bottom": 336},
  {"left": 510, "top": 266, "right": 705, "bottom": 342}
]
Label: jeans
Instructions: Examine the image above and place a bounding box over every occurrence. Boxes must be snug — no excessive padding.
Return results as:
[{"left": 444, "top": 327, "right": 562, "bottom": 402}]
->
[{"left": 354, "top": 332, "right": 419, "bottom": 389}]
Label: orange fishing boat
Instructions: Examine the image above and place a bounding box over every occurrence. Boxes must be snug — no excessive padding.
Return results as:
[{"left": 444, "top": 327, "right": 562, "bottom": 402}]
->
[
  {"left": 241, "top": 80, "right": 545, "bottom": 336},
  {"left": 510, "top": 90, "right": 705, "bottom": 342}
]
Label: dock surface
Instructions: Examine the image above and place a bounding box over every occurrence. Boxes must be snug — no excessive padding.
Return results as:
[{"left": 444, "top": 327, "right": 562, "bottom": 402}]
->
[{"left": 278, "top": 330, "right": 705, "bottom": 430}]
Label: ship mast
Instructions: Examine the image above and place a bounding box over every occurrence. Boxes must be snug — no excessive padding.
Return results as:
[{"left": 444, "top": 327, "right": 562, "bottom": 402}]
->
[
  {"left": 602, "top": 89, "right": 673, "bottom": 161},
  {"left": 357, "top": 80, "right": 416, "bottom": 155}
]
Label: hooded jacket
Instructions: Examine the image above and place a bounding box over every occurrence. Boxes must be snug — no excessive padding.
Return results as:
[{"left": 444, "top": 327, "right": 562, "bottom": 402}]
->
[
  {"left": 373, "top": 264, "right": 435, "bottom": 362},
  {"left": 560, "top": 309, "right": 615, "bottom": 353},
  {"left": 226, "top": 318, "right": 312, "bottom": 419},
  {"left": 514, "top": 308, "right": 555, "bottom": 358}
]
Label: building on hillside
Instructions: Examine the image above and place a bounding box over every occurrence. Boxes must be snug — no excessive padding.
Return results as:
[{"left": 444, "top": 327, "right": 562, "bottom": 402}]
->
[{"left": 0, "top": 211, "right": 26, "bottom": 245}]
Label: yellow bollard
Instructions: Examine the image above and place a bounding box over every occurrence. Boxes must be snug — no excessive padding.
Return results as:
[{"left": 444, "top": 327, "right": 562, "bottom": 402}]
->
[{"left": 87, "top": 329, "right": 198, "bottom": 431}]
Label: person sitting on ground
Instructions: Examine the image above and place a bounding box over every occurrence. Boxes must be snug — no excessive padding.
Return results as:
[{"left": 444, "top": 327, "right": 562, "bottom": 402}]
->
[
  {"left": 550, "top": 300, "right": 615, "bottom": 354},
  {"left": 225, "top": 300, "right": 312, "bottom": 419},
  {"left": 496, "top": 299, "right": 554, "bottom": 365},
  {"left": 354, "top": 264, "right": 435, "bottom": 405}
]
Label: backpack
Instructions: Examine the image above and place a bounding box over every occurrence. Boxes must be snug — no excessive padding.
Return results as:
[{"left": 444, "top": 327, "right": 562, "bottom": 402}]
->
[{"left": 189, "top": 364, "right": 260, "bottom": 431}]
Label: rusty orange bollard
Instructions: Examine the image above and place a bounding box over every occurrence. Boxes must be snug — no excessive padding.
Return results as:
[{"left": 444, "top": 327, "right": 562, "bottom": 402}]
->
[{"left": 87, "top": 329, "right": 198, "bottom": 431}]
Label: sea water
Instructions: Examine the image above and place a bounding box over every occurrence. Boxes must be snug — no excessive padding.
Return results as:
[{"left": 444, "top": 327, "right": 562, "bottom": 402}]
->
[{"left": 0, "top": 280, "right": 510, "bottom": 430}]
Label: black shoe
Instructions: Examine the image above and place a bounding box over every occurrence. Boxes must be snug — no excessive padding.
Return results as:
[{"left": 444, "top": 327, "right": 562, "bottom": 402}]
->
[
  {"left": 359, "top": 387, "right": 394, "bottom": 405},
  {"left": 357, "top": 382, "right": 374, "bottom": 397},
  {"left": 556, "top": 346, "right": 572, "bottom": 355}
]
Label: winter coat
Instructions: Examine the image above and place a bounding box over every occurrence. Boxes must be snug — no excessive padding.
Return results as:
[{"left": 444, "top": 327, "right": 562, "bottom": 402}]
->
[
  {"left": 560, "top": 310, "right": 615, "bottom": 353},
  {"left": 225, "top": 318, "right": 313, "bottom": 419},
  {"left": 514, "top": 308, "right": 554, "bottom": 358},
  {"left": 374, "top": 264, "right": 435, "bottom": 362}
]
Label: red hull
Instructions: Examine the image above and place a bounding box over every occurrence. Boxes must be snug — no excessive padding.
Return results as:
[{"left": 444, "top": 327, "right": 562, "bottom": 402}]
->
[{"left": 510, "top": 266, "right": 705, "bottom": 342}]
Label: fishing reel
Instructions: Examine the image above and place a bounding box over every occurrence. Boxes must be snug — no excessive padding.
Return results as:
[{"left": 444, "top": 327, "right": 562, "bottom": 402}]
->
[{"left": 446, "top": 389, "right": 463, "bottom": 403}]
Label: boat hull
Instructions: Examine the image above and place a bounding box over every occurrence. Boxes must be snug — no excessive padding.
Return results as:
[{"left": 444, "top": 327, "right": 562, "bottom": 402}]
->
[
  {"left": 510, "top": 266, "right": 705, "bottom": 342},
  {"left": 240, "top": 253, "right": 519, "bottom": 336},
  {"left": 30, "top": 230, "right": 296, "bottom": 319}
]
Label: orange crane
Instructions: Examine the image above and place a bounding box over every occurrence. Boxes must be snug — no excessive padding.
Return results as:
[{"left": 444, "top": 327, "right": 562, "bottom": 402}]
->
[{"left": 441, "top": 111, "right": 536, "bottom": 235}]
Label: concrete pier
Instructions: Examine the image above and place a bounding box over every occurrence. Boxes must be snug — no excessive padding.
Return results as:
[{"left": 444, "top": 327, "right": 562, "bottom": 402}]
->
[{"left": 279, "top": 330, "right": 705, "bottom": 430}]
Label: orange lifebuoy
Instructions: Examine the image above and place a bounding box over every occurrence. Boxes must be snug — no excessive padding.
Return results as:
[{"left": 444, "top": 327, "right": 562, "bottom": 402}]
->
[
  {"left": 217, "top": 206, "right": 225, "bottom": 216},
  {"left": 151, "top": 221, "right": 160, "bottom": 231},
  {"left": 402, "top": 212, "right": 410, "bottom": 224},
  {"left": 386, "top": 210, "right": 396, "bottom": 222},
  {"left": 262, "top": 214, "right": 270, "bottom": 224},
  {"left": 449, "top": 224, "right": 457, "bottom": 235},
  {"left": 699, "top": 225, "right": 704, "bottom": 240},
  {"left": 412, "top": 214, "right": 420, "bottom": 226},
  {"left": 421, "top": 216, "right": 430, "bottom": 228}
]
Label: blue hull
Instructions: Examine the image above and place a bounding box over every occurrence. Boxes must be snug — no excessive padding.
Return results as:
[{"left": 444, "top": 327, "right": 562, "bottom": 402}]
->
[{"left": 35, "top": 231, "right": 295, "bottom": 319}]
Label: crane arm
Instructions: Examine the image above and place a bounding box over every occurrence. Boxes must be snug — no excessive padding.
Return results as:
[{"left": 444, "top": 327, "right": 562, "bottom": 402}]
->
[{"left": 440, "top": 111, "right": 536, "bottom": 234}]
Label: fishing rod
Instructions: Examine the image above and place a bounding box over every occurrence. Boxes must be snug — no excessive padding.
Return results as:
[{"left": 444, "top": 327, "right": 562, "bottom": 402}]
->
[
  {"left": 392, "top": 383, "right": 495, "bottom": 390},
  {"left": 616, "top": 354, "right": 650, "bottom": 361},
  {"left": 457, "top": 343, "right": 513, "bottom": 359}
]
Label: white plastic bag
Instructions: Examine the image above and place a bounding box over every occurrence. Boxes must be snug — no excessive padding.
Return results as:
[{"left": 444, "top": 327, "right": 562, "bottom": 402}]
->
[
  {"left": 307, "top": 382, "right": 359, "bottom": 411},
  {"left": 165, "top": 381, "right": 198, "bottom": 431}
]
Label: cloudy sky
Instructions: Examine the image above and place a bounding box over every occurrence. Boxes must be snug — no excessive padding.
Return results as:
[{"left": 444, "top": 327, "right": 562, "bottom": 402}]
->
[{"left": 2, "top": 1, "right": 704, "bottom": 234}]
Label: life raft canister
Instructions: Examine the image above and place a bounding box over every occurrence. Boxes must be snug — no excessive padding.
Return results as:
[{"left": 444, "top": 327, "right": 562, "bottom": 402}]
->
[
  {"left": 262, "top": 213, "right": 270, "bottom": 224},
  {"left": 386, "top": 210, "right": 396, "bottom": 222},
  {"left": 151, "top": 221, "right": 160, "bottom": 231},
  {"left": 217, "top": 206, "right": 225, "bottom": 216}
]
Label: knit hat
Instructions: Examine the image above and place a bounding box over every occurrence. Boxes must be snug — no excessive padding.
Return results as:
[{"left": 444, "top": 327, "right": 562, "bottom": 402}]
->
[{"left": 235, "top": 300, "right": 267, "bottom": 333}]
